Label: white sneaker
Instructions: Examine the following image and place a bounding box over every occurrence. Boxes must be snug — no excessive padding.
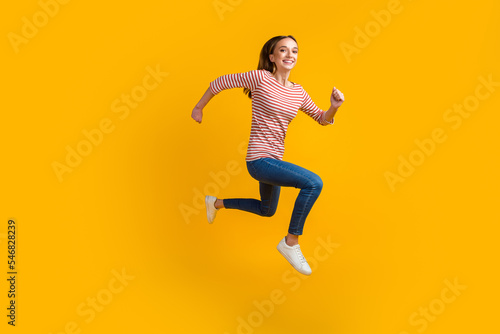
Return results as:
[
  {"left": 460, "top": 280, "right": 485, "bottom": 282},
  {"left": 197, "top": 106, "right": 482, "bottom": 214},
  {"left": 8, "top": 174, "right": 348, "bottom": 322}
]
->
[
  {"left": 277, "top": 237, "right": 312, "bottom": 275},
  {"left": 205, "top": 196, "right": 218, "bottom": 223}
]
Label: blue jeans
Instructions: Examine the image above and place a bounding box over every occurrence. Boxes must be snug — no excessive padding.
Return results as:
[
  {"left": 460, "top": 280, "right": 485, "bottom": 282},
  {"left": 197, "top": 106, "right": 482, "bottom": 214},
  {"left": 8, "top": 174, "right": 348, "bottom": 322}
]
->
[{"left": 223, "top": 158, "right": 323, "bottom": 235}]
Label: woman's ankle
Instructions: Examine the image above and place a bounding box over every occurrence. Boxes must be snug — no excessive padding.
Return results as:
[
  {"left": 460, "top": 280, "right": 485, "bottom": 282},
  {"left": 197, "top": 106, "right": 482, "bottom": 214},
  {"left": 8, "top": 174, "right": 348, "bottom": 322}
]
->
[
  {"left": 214, "top": 199, "right": 225, "bottom": 209},
  {"left": 285, "top": 233, "right": 299, "bottom": 246}
]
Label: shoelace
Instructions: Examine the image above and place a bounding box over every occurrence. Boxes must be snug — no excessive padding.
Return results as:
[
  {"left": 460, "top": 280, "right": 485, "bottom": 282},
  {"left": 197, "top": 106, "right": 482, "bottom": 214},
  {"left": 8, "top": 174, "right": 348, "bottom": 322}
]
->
[{"left": 294, "top": 245, "right": 307, "bottom": 264}]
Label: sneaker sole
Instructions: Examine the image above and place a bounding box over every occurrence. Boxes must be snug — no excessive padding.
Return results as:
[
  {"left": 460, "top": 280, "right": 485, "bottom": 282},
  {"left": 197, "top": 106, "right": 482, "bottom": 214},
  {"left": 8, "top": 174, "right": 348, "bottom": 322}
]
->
[{"left": 205, "top": 196, "right": 216, "bottom": 224}]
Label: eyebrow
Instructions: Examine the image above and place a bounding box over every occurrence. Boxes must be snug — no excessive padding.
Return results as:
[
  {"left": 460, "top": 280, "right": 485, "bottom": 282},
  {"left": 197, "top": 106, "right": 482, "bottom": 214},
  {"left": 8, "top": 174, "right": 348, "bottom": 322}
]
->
[{"left": 279, "top": 46, "right": 299, "bottom": 49}]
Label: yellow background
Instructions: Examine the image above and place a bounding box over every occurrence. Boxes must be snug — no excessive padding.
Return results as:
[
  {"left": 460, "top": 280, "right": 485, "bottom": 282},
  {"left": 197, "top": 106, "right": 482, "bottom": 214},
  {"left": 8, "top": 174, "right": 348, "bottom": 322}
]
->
[{"left": 1, "top": 0, "right": 499, "bottom": 333}]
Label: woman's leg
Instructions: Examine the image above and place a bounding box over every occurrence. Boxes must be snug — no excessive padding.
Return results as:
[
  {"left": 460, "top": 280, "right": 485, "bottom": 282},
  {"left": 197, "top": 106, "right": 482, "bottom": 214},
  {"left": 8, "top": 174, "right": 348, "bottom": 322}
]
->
[
  {"left": 222, "top": 181, "right": 281, "bottom": 217},
  {"left": 213, "top": 159, "right": 281, "bottom": 216},
  {"left": 244, "top": 158, "right": 323, "bottom": 237},
  {"left": 213, "top": 158, "right": 321, "bottom": 275},
  {"left": 214, "top": 158, "right": 323, "bottom": 237}
]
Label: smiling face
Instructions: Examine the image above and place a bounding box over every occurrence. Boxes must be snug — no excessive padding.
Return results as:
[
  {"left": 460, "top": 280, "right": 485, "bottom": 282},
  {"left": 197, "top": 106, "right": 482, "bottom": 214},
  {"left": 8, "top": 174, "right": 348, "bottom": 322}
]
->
[{"left": 269, "top": 37, "right": 298, "bottom": 73}]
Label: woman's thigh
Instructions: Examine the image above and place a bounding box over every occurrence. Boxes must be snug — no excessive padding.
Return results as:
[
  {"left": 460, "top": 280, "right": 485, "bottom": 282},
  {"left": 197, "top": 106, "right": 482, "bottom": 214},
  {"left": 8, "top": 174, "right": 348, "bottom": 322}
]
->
[{"left": 247, "top": 158, "right": 322, "bottom": 189}]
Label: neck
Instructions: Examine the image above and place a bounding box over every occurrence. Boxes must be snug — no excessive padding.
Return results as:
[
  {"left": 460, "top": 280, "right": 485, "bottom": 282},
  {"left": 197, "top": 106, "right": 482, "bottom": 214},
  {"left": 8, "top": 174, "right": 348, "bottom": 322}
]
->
[{"left": 272, "top": 69, "right": 291, "bottom": 86}]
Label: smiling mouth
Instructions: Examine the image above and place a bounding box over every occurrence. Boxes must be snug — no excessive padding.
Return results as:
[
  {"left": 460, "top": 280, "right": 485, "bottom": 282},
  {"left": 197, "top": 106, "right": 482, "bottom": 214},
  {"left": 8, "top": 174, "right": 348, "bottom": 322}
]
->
[{"left": 283, "top": 60, "right": 294, "bottom": 65}]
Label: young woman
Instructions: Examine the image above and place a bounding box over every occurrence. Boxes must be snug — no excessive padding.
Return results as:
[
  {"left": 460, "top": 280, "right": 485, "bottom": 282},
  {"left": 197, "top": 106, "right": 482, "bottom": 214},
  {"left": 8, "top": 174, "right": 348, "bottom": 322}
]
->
[{"left": 191, "top": 35, "right": 344, "bottom": 275}]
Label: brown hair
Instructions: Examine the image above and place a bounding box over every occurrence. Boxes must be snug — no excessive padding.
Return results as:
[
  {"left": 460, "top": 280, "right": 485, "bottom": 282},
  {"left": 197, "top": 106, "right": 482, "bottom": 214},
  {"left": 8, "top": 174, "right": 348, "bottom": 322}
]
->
[{"left": 243, "top": 35, "right": 298, "bottom": 99}]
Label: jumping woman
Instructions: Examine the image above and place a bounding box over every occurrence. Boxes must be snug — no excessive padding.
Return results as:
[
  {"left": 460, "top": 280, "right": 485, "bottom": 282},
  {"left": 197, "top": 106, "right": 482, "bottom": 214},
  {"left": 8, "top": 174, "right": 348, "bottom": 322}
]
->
[{"left": 191, "top": 35, "right": 344, "bottom": 275}]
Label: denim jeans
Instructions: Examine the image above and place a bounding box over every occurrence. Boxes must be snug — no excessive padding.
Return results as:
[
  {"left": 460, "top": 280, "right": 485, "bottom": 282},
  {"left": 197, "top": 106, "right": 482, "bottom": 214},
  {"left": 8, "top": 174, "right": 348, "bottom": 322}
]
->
[{"left": 223, "top": 158, "right": 323, "bottom": 235}]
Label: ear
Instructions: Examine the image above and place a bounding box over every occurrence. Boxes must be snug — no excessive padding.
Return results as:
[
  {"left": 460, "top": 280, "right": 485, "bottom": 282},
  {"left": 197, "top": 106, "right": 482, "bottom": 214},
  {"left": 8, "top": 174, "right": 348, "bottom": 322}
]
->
[{"left": 269, "top": 54, "right": 274, "bottom": 63}]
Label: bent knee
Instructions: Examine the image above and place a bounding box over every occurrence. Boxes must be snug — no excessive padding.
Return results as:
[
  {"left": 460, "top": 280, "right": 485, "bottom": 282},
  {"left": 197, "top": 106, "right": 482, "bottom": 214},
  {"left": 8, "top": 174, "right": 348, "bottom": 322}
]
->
[
  {"left": 261, "top": 207, "right": 277, "bottom": 217},
  {"left": 262, "top": 210, "right": 276, "bottom": 217},
  {"left": 309, "top": 174, "right": 323, "bottom": 191}
]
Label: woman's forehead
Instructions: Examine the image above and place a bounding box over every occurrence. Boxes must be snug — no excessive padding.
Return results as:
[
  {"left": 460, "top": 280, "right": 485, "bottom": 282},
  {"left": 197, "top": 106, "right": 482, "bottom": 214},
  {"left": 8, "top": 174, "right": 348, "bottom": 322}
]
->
[{"left": 277, "top": 38, "right": 298, "bottom": 48}]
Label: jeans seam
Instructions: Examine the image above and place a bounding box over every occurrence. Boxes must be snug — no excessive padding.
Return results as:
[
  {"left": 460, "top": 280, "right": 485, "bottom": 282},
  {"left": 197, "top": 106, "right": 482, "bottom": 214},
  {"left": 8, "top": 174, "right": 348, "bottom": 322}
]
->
[
  {"left": 262, "top": 184, "right": 279, "bottom": 216},
  {"left": 292, "top": 187, "right": 315, "bottom": 234}
]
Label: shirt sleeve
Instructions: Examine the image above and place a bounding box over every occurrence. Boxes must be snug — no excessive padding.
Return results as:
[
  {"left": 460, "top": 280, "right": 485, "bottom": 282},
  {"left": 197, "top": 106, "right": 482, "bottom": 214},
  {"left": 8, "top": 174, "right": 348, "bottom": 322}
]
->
[
  {"left": 299, "top": 88, "right": 334, "bottom": 126},
  {"left": 209, "top": 70, "right": 265, "bottom": 95}
]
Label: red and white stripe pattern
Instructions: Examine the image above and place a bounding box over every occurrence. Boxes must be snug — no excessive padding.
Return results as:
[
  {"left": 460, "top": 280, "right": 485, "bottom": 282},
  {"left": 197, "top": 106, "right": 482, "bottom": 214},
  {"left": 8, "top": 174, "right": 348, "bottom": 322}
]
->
[{"left": 210, "top": 69, "right": 333, "bottom": 161}]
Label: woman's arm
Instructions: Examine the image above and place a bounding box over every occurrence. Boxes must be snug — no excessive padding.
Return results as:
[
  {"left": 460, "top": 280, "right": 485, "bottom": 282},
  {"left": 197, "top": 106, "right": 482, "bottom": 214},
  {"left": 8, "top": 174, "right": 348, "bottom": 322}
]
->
[
  {"left": 323, "top": 105, "right": 339, "bottom": 124},
  {"left": 300, "top": 86, "right": 344, "bottom": 125},
  {"left": 191, "top": 70, "right": 264, "bottom": 124},
  {"left": 323, "top": 87, "right": 344, "bottom": 123},
  {"left": 191, "top": 87, "right": 215, "bottom": 124}
]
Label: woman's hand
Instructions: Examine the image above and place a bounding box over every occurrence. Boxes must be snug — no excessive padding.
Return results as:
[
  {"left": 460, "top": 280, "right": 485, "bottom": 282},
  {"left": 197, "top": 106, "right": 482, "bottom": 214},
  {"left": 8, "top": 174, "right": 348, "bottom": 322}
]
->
[
  {"left": 191, "top": 106, "right": 203, "bottom": 123},
  {"left": 330, "top": 87, "right": 344, "bottom": 110}
]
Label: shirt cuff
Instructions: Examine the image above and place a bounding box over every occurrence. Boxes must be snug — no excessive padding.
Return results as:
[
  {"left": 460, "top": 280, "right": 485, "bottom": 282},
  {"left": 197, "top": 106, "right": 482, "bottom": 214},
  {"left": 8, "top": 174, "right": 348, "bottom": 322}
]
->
[{"left": 322, "top": 112, "right": 334, "bottom": 125}]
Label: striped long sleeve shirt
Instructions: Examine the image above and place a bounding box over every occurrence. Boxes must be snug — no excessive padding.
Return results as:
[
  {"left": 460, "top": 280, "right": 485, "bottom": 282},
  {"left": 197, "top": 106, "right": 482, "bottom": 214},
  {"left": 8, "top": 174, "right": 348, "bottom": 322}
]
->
[{"left": 209, "top": 69, "right": 334, "bottom": 162}]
